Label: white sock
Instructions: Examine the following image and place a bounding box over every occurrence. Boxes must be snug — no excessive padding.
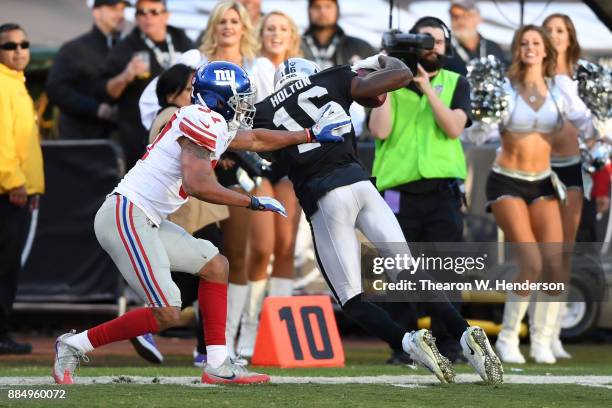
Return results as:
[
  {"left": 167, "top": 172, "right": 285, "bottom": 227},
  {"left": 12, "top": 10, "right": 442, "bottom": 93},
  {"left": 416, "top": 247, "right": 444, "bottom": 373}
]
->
[
  {"left": 206, "top": 345, "right": 228, "bottom": 368},
  {"left": 269, "top": 277, "right": 294, "bottom": 297},
  {"left": 64, "top": 330, "right": 94, "bottom": 353},
  {"left": 245, "top": 279, "right": 268, "bottom": 320},
  {"left": 226, "top": 283, "right": 249, "bottom": 354}
]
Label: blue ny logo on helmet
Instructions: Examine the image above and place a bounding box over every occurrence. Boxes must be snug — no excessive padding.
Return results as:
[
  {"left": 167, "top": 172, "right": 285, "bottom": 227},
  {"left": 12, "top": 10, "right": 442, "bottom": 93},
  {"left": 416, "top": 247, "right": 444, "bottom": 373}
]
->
[{"left": 192, "top": 61, "right": 256, "bottom": 129}]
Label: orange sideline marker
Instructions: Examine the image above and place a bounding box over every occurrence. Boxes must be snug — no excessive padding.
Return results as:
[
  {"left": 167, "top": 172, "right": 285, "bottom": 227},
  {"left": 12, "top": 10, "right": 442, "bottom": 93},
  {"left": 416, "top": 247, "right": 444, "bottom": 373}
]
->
[{"left": 251, "top": 296, "right": 345, "bottom": 368}]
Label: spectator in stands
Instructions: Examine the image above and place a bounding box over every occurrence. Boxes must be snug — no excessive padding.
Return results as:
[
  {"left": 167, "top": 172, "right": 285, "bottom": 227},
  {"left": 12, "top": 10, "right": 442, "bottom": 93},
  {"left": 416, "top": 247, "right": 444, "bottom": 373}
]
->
[
  {"left": 369, "top": 17, "right": 472, "bottom": 364},
  {"left": 0, "top": 23, "right": 44, "bottom": 355},
  {"left": 139, "top": 49, "right": 203, "bottom": 131},
  {"left": 579, "top": 163, "right": 611, "bottom": 242},
  {"left": 444, "top": 0, "right": 507, "bottom": 76},
  {"left": 238, "top": 0, "right": 263, "bottom": 29},
  {"left": 301, "top": 0, "right": 373, "bottom": 69},
  {"left": 46, "top": 0, "right": 129, "bottom": 140},
  {"left": 102, "top": 0, "right": 193, "bottom": 170},
  {"left": 302, "top": 0, "right": 372, "bottom": 135},
  {"left": 198, "top": 0, "right": 258, "bottom": 361},
  {"left": 236, "top": 11, "right": 303, "bottom": 358}
]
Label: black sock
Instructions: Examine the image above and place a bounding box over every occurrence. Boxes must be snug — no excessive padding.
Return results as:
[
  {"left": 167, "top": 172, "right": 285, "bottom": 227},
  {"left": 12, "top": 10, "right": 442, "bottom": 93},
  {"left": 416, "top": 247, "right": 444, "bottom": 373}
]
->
[
  {"left": 424, "top": 302, "right": 468, "bottom": 341},
  {"left": 196, "top": 314, "right": 206, "bottom": 354},
  {"left": 395, "top": 270, "right": 468, "bottom": 341},
  {"left": 342, "top": 294, "right": 406, "bottom": 351}
]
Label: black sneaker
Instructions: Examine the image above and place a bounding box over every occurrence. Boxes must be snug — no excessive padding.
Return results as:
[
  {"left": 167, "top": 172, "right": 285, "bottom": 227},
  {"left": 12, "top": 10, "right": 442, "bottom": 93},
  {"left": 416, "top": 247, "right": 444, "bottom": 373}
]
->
[
  {"left": 386, "top": 349, "right": 414, "bottom": 365},
  {"left": 0, "top": 337, "right": 32, "bottom": 355}
]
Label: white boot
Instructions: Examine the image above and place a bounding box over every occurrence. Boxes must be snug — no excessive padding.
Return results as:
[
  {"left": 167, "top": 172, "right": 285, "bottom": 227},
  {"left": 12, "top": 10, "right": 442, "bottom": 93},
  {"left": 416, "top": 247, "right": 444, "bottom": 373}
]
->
[
  {"left": 551, "top": 298, "right": 571, "bottom": 359},
  {"left": 236, "top": 279, "right": 267, "bottom": 358},
  {"left": 226, "top": 283, "right": 248, "bottom": 359},
  {"left": 496, "top": 292, "right": 529, "bottom": 364},
  {"left": 529, "top": 293, "right": 561, "bottom": 364},
  {"left": 269, "top": 277, "right": 294, "bottom": 297}
]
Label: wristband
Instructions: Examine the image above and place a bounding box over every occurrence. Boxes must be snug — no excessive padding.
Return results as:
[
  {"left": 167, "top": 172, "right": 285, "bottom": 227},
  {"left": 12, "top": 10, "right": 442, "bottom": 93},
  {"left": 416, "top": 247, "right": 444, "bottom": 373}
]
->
[
  {"left": 248, "top": 195, "right": 256, "bottom": 209},
  {"left": 304, "top": 128, "right": 312, "bottom": 143}
]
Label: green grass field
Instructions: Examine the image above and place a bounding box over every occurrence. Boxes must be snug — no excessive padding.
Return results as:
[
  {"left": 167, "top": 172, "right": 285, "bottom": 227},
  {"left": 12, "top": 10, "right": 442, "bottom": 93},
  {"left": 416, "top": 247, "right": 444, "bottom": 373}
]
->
[{"left": 1, "top": 344, "right": 612, "bottom": 407}]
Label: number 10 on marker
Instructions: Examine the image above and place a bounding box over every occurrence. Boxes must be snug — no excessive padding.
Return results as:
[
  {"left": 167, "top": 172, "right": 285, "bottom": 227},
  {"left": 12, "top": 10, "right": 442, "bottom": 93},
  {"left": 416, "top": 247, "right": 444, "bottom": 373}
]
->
[{"left": 252, "top": 296, "right": 344, "bottom": 367}]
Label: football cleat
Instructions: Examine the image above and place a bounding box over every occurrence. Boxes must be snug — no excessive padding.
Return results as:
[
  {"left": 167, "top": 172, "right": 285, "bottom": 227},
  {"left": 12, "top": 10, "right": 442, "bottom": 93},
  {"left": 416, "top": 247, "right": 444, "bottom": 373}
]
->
[
  {"left": 495, "top": 337, "right": 526, "bottom": 364},
  {"left": 551, "top": 338, "right": 571, "bottom": 359},
  {"left": 403, "top": 329, "right": 455, "bottom": 383},
  {"left": 193, "top": 348, "right": 207, "bottom": 368},
  {"left": 530, "top": 344, "right": 556, "bottom": 364},
  {"left": 201, "top": 356, "right": 270, "bottom": 385},
  {"left": 52, "top": 331, "right": 89, "bottom": 384},
  {"left": 461, "top": 326, "right": 504, "bottom": 385},
  {"left": 130, "top": 333, "right": 163, "bottom": 364}
]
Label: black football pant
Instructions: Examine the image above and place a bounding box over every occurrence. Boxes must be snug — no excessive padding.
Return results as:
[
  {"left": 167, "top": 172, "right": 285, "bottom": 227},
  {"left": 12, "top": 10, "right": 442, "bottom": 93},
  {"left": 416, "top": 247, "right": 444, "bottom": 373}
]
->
[{"left": 0, "top": 196, "right": 31, "bottom": 338}]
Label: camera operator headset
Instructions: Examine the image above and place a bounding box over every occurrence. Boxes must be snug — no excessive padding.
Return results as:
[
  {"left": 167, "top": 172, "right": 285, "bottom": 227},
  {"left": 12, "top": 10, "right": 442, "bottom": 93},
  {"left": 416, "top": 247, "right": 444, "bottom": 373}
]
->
[
  {"left": 413, "top": 17, "right": 452, "bottom": 51},
  {"left": 368, "top": 16, "right": 472, "bottom": 363}
]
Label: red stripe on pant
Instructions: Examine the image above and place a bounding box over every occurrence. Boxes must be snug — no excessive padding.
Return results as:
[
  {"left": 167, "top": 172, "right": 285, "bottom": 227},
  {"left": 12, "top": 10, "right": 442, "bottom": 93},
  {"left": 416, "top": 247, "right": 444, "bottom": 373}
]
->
[
  {"left": 114, "top": 195, "right": 154, "bottom": 305},
  {"left": 127, "top": 202, "right": 170, "bottom": 307}
]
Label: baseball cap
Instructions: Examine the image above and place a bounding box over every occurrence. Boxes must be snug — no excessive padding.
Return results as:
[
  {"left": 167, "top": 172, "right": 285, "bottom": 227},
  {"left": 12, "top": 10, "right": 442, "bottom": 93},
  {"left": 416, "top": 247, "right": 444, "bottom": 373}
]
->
[
  {"left": 308, "top": 0, "right": 338, "bottom": 7},
  {"left": 93, "top": 0, "right": 131, "bottom": 7},
  {"left": 450, "top": 0, "right": 479, "bottom": 11},
  {"left": 135, "top": 0, "right": 166, "bottom": 6}
]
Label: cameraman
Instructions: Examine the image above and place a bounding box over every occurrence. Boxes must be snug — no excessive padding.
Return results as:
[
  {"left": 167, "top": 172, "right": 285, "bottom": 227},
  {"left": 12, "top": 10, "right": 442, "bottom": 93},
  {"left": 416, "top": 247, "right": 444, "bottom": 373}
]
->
[{"left": 369, "top": 17, "right": 472, "bottom": 362}]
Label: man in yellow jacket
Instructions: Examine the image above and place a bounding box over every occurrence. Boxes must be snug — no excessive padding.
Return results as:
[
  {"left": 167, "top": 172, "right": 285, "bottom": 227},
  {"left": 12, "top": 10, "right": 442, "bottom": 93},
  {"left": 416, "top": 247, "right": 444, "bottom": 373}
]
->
[{"left": 0, "top": 23, "right": 44, "bottom": 355}]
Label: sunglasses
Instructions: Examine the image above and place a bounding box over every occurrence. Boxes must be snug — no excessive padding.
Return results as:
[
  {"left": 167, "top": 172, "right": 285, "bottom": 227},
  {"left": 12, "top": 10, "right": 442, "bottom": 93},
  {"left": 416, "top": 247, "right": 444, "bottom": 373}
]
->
[
  {"left": 0, "top": 41, "right": 30, "bottom": 51},
  {"left": 136, "top": 8, "right": 166, "bottom": 17}
]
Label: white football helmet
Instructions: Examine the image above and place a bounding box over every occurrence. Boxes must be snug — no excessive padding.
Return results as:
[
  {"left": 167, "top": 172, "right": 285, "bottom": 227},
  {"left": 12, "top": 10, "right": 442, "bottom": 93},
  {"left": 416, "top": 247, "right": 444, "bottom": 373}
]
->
[{"left": 273, "top": 58, "right": 321, "bottom": 92}]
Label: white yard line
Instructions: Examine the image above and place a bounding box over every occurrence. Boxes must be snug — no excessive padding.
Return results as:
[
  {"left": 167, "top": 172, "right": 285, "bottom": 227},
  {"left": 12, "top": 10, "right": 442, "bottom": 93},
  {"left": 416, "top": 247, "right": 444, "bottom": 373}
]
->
[{"left": 0, "top": 375, "right": 611, "bottom": 387}]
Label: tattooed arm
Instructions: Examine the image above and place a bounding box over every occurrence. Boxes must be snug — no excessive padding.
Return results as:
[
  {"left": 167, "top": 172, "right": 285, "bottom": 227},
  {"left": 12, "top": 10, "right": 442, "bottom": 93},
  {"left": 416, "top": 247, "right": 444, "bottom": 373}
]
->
[{"left": 178, "top": 137, "right": 251, "bottom": 206}]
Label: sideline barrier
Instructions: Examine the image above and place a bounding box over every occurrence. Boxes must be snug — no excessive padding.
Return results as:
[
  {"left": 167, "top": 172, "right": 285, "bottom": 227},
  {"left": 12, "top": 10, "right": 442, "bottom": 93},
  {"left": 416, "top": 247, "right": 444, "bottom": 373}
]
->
[{"left": 16, "top": 140, "right": 126, "bottom": 312}]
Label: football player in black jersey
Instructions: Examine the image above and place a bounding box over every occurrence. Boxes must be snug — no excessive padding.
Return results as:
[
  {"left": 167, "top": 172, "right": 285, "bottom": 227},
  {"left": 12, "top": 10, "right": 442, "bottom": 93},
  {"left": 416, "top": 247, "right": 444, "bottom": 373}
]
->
[{"left": 253, "top": 56, "right": 503, "bottom": 385}]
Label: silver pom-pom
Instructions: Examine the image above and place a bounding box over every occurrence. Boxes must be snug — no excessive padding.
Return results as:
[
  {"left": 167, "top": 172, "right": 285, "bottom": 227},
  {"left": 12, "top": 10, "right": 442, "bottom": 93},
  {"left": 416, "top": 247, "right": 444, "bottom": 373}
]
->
[
  {"left": 580, "top": 140, "right": 612, "bottom": 173},
  {"left": 575, "top": 60, "right": 612, "bottom": 172},
  {"left": 575, "top": 59, "right": 612, "bottom": 121},
  {"left": 467, "top": 55, "right": 508, "bottom": 124}
]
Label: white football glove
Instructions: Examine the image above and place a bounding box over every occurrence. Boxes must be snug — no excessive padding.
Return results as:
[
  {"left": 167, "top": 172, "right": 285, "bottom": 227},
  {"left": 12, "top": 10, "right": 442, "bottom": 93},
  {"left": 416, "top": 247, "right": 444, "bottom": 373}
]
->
[
  {"left": 248, "top": 196, "right": 287, "bottom": 217},
  {"left": 351, "top": 54, "right": 384, "bottom": 72},
  {"left": 310, "top": 103, "right": 352, "bottom": 142}
]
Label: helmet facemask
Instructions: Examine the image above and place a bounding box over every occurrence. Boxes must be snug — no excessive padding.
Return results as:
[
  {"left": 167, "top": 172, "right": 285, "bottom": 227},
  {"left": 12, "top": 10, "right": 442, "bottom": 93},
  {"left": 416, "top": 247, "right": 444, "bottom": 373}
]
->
[
  {"left": 193, "top": 86, "right": 256, "bottom": 131},
  {"left": 228, "top": 88, "right": 256, "bottom": 130}
]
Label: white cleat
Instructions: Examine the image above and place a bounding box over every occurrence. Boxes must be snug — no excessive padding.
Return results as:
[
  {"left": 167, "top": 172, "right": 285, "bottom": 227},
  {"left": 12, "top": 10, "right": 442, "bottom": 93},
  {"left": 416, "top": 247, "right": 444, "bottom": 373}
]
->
[
  {"left": 551, "top": 338, "right": 571, "bottom": 359},
  {"left": 52, "top": 331, "right": 89, "bottom": 384},
  {"left": 236, "top": 321, "right": 257, "bottom": 359},
  {"left": 530, "top": 344, "right": 556, "bottom": 364},
  {"left": 495, "top": 338, "right": 526, "bottom": 364},
  {"left": 201, "top": 356, "right": 269, "bottom": 384},
  {"left": 461, "top": 327, "right": 504, "bottom": 385},
  {"left": 403, "top": 329, "right": 455, "bottom": 384}
]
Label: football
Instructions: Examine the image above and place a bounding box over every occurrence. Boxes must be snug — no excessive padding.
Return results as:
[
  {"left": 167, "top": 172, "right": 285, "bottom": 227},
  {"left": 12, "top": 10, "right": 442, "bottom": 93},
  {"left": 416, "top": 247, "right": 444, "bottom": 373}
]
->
[{"left": 354, "top": 68, "right": 387, "bottom": 108}]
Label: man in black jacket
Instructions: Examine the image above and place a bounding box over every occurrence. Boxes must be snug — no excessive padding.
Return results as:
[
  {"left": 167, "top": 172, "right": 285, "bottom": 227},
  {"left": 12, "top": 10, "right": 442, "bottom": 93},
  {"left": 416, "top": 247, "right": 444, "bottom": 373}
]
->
[
  {"left": 46, "top": 0, "right": 128, "bottom": 140},
  {"left": 444, "top": 0, "right": 507, "bottom": 76},
  {"left": 101, "top": 0, "right": 193, "bottom": 171},
  {"left": 301, "top": 0, "right": 374, "bottom": 69}
]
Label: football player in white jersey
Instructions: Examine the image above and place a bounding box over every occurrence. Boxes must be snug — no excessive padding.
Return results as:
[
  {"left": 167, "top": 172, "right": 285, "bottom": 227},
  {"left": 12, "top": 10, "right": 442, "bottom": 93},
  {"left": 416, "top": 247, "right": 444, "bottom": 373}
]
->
[{"left": 52, "top": 61, "right": 351, "bottom": 385}]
